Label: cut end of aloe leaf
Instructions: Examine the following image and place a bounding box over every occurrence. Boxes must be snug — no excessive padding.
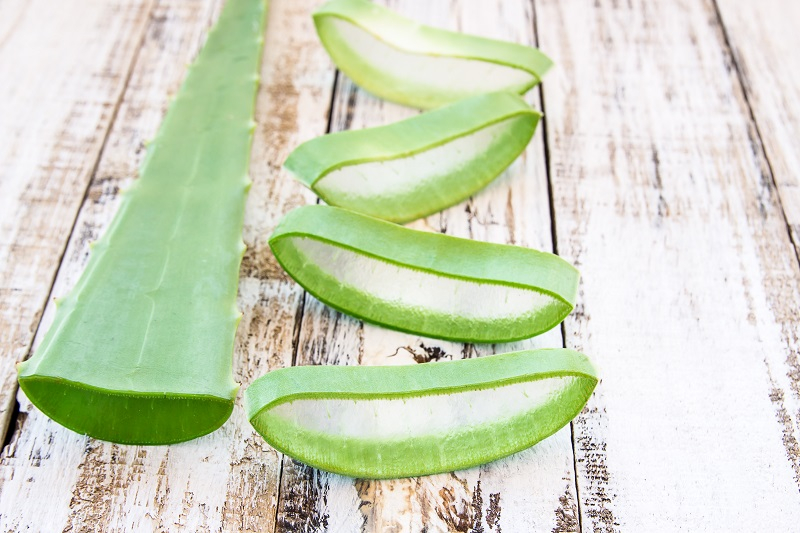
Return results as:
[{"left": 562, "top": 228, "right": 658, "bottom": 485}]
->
[
  {"left": 285, "top": 92, "right": 541, "bottom": 224},
  {"left": 245, "top": 349, "right": 597, "bottom": 479},
  {"left": 313, "top": 0, "right": 553, "bottom": 109},
  {"left": 18, "top": 375, "right": 234, "bottom": 445},
  {"left": 270, "top": 206, "right": 578, "bottom": 343}
]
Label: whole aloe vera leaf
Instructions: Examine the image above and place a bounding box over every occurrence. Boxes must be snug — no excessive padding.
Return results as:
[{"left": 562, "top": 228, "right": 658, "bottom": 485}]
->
[
  {"left": 17, "top": 0, "right": 267, "bottom": 445},
  {"left": 285, "top": 92, "right": 541, "bottom": 224},
  {"left": 313, "top": 0, "right": 553, "bottom": 109},
  {"left": 245, "top": 348, "right": 597, "bottom": 479},
  {"left": 270, "top": 205, "right": 579, "bottom": 343}
]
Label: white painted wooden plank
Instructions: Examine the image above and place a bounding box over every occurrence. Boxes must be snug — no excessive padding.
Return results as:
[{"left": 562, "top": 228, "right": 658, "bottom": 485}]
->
[
  {"left": 0, "top": 0, "right": 153, "bottom": 439},
  {"left": 274, "top": 1, "right": 581, "bottom": 532},
  {"left": 535, "top": 0, "right": 800, "bottom": 530},
  {"left": 715, "top": 0, "right": 800, "bottom": 251},
  {"left": 714, "top": 0, "right": 800, "bottom": 503},
  {"left": 0, "top": 0, "right": 335, "bottom": 530}
]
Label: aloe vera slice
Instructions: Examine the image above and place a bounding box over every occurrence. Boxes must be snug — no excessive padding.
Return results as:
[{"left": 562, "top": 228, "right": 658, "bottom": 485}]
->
[
  {"left": 285, "top": 92, "right": 541, "bottom": 224},
  {"left": 16, "top": 0, "right": 267, "bottom": 445},
  {"left": 270, "top": 205, "right": 578, "bottom": 343},
  {"left": 313, "top": 0, "right": 553, "bottom": 109},
  {"left": 245, "top": 348, "right": 597, "bottom": 479}
]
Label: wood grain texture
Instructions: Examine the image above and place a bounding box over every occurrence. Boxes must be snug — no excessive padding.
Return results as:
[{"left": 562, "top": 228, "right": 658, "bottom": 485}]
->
[
  {"left": 273, "top": 1, "right": 581, "bottom": 532},
  {"left": 4, "top": 0, "right": 799, "bottom": 530},
  {"left": 715, "top": 0, "right": 800, "bottom": 252},
  {"left": 0, "top": 0, "right": 335, "bottom": 530},
  {"left": 535, "top": 0, "right": 800, "bottom": 530},
  {"left": 0, "top": 0, "right": 153, "bottom": 443}
]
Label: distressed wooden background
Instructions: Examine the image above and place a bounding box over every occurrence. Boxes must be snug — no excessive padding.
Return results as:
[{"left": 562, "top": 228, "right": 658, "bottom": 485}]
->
[{"left": 1, "top": 0, "right": 799, "bottom": 531}]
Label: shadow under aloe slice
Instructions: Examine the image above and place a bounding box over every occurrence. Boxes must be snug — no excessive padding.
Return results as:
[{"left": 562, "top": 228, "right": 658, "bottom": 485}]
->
[
  {"left": 313, "top": 0, "right": 553, "bottom": 109},
  {"left": 16, "top": 0, "right": 267, "bottom": 445},
  {"left": 269, "top": 205, "right": 579, "bottom": 343},
  {"left": 285, "top": 92, "right": 541, "bottom": 224},
  {"left": 245, "top": 348, "right": 598, "bottom": 479}
]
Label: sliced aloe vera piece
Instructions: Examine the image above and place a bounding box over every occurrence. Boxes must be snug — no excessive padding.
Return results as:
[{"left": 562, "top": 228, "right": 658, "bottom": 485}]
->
[
  {"left": 245, "top": 348, "right": 597, "bottom": 479},
  {"left": 285, "top": 92, "right": 541, "bottom": 224},
  {"left": 16, "top": 0, "right": 267, "bottom": 445},
  {"left": 313, "top": 0, "right": 553, "bottom": 109},
  {"left": 270, "top": 205, "right": 578, "bottom": 343}
]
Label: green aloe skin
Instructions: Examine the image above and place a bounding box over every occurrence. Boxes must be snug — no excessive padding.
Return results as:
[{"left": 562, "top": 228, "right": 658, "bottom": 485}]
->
[
  {"left": 285, "top": 92, "right": 541, "bottom": 224},
  {"left": 17, "top": 0, "right": 267, "bottom": 445},
  {"left": 269, "top": 205, "right": 579, "bottom": 343},
  {"left": 313, "top": 0, "right": 553, "bottom": 109},
  {"left": 245, "top": 348, "right": 598, "bottom": 479}
]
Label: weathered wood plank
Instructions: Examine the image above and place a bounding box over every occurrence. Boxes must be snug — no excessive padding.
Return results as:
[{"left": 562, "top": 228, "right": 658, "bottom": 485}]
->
[
  {"left": 274, "top": 1, "right": 581, "bottom": 532},
  {"left": 712, "top": 0, "right": 800, "bottom": 502},
  {"left": 0, "top": 0, "right": 335, "bottom": 530},
  {"left": 715, "top": 0, "right": 800, "bottom": 253},
  {"left": 535, "top": 0, "right": 800, "bottom": 530},
  {"left": 0, "top": 0, "right": 153, "bottom": 441}
]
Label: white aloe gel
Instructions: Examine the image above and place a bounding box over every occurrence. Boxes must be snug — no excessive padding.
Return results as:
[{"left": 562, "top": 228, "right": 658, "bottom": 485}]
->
[
  {"left": 270, "top": 376, "right": 578, "bottom": 440},
  {"left": 313, "top": 118, "right": 517, "bottom": 206},
  {"left": 329, "top": 17, "right": 534, "bottom": 98},
  {"left": 290, "top": 236, "right": 552, "bottom": 321}
]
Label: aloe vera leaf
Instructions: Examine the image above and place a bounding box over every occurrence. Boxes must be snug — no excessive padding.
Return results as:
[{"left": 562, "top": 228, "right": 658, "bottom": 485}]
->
[
  {"left": 269, "top": 205, "right": 579, "bottom": 343},
  {"left": 313, "top": 0, "right": 553, "bottom": 109},
  {"left": 285, "top": 92, "right": 541, "bottom": 224},
  {"left": 245, "top": 348, "right": 597, "bottom": 479},
  {"left": 16, "top": 0, "right": 267, "bottom": 445}
]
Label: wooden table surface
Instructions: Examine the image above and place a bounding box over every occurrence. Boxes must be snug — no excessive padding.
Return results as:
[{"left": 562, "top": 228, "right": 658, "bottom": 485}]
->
[{"left": 2, "top": 0, "right": 800, "bottom": 531}]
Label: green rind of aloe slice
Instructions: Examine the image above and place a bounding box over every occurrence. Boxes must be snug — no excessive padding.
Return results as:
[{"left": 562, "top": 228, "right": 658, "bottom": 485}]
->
[
  {"left": 245, "top": 348, "right": 598, "bottom": 479},
  {"left": 285, "top": 92, "right": 541, "bottom": 224},
  {"left": 270, "top": 205, "right": 579, "bottom": 344},
  {"left": 313, "top": 0, "right": 553, "bottom": 109}
]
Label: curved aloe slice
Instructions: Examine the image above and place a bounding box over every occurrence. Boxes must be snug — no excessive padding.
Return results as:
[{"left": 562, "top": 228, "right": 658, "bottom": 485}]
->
[
  {"left": 245, "top": 348, "right": 597, "bottom": 479},
  {"left": 270, "top": 205, "right": 579, "bottom": 343},
  {"left": 16, "top": 0, "right": 267, "bottom": 445},
  {"left": 313, "top": 0, "right": 553, "bottom": 109},
  {"left": 285, "top": 92, "right": 540, "bottom": 224}
]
